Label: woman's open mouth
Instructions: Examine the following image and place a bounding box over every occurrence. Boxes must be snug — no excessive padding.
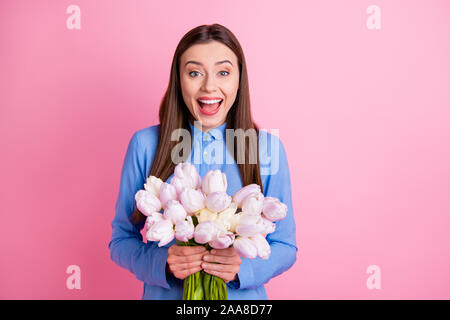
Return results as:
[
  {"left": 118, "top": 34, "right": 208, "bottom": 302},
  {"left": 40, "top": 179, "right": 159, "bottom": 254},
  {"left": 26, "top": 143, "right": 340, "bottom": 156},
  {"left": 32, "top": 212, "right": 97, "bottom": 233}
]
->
[{"left": 197, "top": 98, "right": 223, "bottom": 116}]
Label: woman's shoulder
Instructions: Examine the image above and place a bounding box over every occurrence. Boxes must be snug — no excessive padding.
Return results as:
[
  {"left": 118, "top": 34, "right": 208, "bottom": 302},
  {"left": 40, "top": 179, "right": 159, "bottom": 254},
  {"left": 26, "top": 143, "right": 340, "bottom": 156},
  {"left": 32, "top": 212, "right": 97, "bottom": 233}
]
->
[{"left": 133, "top": 123, "right": 160, "bottom": 147}]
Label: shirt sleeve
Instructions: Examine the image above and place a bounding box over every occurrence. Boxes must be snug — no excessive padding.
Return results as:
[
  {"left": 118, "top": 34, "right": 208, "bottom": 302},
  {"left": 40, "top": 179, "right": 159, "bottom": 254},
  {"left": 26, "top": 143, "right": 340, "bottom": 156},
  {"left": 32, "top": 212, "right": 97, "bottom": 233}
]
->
[
  {"left": 108, "top": 130, "right": 171, "bottom": 289},
  {"left": 234, "top": 133, "right": 298, "bottom": 290}
]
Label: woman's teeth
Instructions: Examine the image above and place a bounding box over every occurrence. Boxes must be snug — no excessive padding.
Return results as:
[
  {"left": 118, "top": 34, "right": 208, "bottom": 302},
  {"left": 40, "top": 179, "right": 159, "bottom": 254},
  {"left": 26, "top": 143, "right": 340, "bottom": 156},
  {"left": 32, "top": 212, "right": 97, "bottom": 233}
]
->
[
  {"left": 197, "top": 99, "right": 222, "bottom": 115},
  {"left": 198, "top": 99, "right": 222, "bottom": 105}
]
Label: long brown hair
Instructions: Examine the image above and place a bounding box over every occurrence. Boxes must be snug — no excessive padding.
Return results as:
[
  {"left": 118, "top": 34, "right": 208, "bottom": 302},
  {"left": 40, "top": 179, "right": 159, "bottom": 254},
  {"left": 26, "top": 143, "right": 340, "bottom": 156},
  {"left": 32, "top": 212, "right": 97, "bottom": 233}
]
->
[{"left": 130, "top": 23, "right": 263, "bottom": 226}]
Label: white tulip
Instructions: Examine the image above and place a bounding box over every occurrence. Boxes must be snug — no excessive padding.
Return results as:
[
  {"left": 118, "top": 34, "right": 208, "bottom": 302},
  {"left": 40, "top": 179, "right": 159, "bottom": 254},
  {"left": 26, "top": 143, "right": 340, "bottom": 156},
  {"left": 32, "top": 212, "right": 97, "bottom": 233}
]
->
[
  {"left": 163, "top": 199, "right": 187, "bottom": 224},
  {"left": 194, "top": 221, "right": 223, "bottom": 244},
  {"left": 233, "top": 184, "right": 261, "bottom": 208},
  {"left": 235, "top": 213, "right": 265, "bottom": 237},
  {"left": 180, "top": 188, "right": 205, "bottom": 214},
  {"left": 134, "top": 190, "right": 162, "bottom": 216},
  {"left": 196, "top": 208, "right": 218, "bottom": 223},
  {"left": 175, "top": 216, "right": 195, "bottom": 242},
  {"left": 159, "top": 182, "right": 178, "bottom": 209},
  {"left": 202, "top": 170, "right": 227, "bottom": 195},
  {"left": 205, "top": 192, "right": 232, "bottom": 213},
  {"left": 233, "top": 237, "right": 257, "bottom": 259},
  {"left": 250, "top": 233, "right": 271, "bottom": 259},
  {"left": 146, "top": 219, "right": 174, "bottom": 247},
  {"left": 143, "top": 176, "right": 163, "bottom": 197},
  {"left": 241, "top": 192, "right": 264, "bottom": 215},
  {"left": 262, "top": 197, "right": 288, "bottom": 222},
  {"left": 145, "top": 212, "right": 164, "bottom": 230}
]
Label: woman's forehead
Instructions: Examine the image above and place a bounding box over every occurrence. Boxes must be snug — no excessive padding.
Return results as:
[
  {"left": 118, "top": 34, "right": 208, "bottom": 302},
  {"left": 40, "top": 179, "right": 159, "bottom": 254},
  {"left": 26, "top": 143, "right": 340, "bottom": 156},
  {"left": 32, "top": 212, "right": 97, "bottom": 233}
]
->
[{"left": 181, "top": 42, "right": 238, "bottom": 66}]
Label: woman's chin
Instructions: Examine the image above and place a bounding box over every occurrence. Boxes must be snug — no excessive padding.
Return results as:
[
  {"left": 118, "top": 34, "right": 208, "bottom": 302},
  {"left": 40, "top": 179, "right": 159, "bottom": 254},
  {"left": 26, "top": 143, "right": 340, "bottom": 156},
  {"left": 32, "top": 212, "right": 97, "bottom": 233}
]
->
[{"left": 196, "top": 116, "right": 223, "bottom": 130}]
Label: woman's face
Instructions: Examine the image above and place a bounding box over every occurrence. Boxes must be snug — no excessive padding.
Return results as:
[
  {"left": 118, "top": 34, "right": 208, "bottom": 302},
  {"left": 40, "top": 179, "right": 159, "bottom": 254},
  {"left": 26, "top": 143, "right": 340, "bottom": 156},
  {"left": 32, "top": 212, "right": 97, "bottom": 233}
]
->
[{"left": 179, "top": 40, "right": 240, "bottom": 132}]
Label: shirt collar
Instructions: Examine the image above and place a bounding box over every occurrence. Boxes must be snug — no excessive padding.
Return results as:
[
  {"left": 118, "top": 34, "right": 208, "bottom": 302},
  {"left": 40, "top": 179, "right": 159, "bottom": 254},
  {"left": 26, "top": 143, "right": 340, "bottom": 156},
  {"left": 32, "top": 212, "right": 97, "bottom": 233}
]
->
[{"left": 188, "top": 120, "right": 226, "bottom": 141}]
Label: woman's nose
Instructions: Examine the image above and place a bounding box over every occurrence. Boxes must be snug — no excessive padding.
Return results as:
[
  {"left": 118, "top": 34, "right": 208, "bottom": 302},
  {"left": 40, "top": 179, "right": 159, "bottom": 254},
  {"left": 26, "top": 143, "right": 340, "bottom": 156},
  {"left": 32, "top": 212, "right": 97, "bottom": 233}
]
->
[{"left": 201, "top": 74, "right": 217, "bottom": 92}]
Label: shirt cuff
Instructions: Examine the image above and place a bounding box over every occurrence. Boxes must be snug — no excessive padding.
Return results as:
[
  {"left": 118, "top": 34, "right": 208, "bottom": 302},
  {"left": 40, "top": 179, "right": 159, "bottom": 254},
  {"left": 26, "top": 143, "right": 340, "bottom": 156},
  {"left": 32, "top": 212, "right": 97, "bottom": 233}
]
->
[
  {"left": 232, "top": 258, "right": 255, "bottom": 290},
  {"left": 151, "top": 246, "right": 172, "bottom": 289}
]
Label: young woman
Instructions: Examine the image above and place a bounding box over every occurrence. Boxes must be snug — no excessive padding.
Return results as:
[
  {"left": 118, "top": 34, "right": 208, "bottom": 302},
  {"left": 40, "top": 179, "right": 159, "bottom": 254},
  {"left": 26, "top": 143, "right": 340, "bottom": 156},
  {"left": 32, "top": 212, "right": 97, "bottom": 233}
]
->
[{"left": 108, "top": 23, "right": 297, "bottom": 300}]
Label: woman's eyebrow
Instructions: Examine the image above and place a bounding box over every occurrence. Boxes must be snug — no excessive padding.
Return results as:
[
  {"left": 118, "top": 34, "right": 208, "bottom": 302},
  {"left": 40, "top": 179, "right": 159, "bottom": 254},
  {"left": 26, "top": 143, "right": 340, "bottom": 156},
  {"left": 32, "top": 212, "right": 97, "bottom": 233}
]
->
[{"left": 184, "top": 60, "right": 233, "bottom": 67}]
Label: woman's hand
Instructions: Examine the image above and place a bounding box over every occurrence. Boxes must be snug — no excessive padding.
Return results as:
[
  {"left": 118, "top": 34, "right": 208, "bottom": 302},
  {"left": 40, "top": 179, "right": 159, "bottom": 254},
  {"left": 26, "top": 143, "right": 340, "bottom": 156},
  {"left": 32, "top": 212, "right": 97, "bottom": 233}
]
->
[
  {"left": 166, "top": 245, "right": 207, "bottom": 280},
  {"left": 201, "top": 247, "right": 242, "bottom": 283}
]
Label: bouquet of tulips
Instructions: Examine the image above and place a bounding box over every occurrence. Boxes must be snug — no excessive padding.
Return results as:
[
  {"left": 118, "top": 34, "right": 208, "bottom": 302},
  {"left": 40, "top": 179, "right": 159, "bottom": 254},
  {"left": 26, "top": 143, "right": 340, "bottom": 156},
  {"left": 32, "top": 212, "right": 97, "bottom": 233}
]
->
[{"left": 134, "top": 162, "right": 287, "bottom": 300}]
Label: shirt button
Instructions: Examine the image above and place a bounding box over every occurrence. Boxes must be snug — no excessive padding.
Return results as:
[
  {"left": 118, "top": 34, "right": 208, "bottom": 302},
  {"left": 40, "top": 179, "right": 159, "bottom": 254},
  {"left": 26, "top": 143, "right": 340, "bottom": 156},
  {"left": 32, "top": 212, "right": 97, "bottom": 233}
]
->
[{"left": 203, "top": 151, "right": 207, "bottom": 155}]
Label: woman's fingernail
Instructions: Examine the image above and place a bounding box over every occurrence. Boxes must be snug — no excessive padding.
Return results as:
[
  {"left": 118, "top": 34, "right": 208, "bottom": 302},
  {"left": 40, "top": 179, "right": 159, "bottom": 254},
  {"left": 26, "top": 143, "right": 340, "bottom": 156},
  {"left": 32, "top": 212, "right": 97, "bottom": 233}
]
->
[
  {"left": 203, "top": 255, "right": 209, "bottom": 261},
  {"left": 211, "top": 250, "right": 216, "bottom": 254}
]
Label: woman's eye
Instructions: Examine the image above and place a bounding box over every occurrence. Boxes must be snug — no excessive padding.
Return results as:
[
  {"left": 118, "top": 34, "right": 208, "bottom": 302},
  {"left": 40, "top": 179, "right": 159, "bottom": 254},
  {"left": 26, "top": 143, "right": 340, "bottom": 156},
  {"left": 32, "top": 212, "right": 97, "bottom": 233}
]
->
[
  {"left": 219, "top": 71, "right": 229, "bottom": 76},
  {"left": 189, "top": 71, "right": 201, "bottom": 77}
]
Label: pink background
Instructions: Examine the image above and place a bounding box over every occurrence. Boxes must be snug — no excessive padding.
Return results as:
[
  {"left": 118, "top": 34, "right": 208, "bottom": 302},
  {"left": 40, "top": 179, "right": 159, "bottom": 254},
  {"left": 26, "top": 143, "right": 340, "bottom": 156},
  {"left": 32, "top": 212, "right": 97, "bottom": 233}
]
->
[{"left": 1, "top": 0, "right": 449, "bottom": 299}]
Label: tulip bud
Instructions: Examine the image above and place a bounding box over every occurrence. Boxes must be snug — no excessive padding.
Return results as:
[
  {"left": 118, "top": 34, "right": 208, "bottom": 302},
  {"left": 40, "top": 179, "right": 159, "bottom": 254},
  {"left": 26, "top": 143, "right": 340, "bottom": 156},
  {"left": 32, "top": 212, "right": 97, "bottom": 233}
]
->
[
  {"left": 194, "top": 221, "right": 222, "bottom": 244},
  {"left": 173, "top": 162, "right": 202, "bottom": 191},
  {"left": 235, "top": 213, "right": 265, "bottom": 237},
  {"left": 135, "top": 190, "right": 162, "bottom": 216},
  {"left": 260, "top": 216, "right": 276, "bottom": 236},
  {"left": 180, "top": 188, "right": 205, "bottom": 214},
  {"left": 145, "top": 212, "right": 164, "bottom": 230},
  {"left": 202, "top": 170, "right": 227, "bottom": 195},
  {"left": 241, "top": 192, "right": 264, "bottom": 215},
  {"left": 205, "top": 192, "right": 232, "bottom": 213},
  {"left": 170, "top": 176, "right": 190, "bottom": 196},
  {"left": 233, "top": 237, "right": 257, "bottom": 259},
  {"left": 196, "top": 208, "right": 218, "bottom": 223},
  {"left": 159, "top": 182, "right": 178, "bottom": 209},
  {"left": 175, "top": 216, "right": 195, "bottom": 242},
  {"left": 209, "top": 232, "right": 235, "bottom": 250},
  {"left": 250, "top": 233, "right": 271, "bottom": 259},
  {"left": 143, "top": 176, "right": 163, "bottom": 197},
  {"left": 170, "top": 162, "right": 202, "bottom": 196},
  {"left": 163, "top": 199, "right": 187, "bottom": 224},
  {"left": 232, "top": 184, "right": 261, "bottom": 208},
  {"left": 262, "top": 197, "right": 288, "bottom": 222},
  {"left": 216, "top": 202, "right": 239, "bottom": 232},
  {"left": 146, "top": 219, "right": 174, "bottom": 247}
]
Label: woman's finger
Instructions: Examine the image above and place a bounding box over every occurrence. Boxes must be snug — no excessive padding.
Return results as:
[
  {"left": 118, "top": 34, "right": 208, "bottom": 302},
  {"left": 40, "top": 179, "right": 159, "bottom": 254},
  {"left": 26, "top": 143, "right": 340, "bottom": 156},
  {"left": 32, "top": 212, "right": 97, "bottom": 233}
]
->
[
  {"left": 202, "top": 262, "right": 240, "bottom": 274},
  {"left": 167, "top": 252, "right": 205, "bottom": 265},
  {"left": 203, "top": 253, "right": 241, "bottom": 265},
  {"left": 210, "top": 247, "right": 237, "bottom": 257},
  {"left": 170, "top": 245, "right": 206, "bottom": 256},
  {"left": 170, "top": 260, "right": 203, "bottom": 272}
]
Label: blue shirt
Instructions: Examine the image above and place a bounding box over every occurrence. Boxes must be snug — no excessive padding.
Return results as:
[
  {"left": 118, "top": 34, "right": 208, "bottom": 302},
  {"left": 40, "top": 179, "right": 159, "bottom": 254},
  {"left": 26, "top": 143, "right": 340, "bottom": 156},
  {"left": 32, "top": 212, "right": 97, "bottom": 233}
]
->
[{"left": 108, "top": 120, "right": 297, "bottom": 300}]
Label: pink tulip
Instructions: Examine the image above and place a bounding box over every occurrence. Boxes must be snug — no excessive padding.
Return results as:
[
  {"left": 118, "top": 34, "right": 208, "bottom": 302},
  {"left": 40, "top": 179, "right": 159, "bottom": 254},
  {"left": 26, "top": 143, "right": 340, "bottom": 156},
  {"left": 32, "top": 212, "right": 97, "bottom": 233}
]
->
[
  {"left": 134, "top": 190, "right": 162, "bottom": 216},
  {"left": 262, "top": 197, "right": 288, "bottom": 222},
  {"left": 146, "top": 219, "right": 174, "bottom": 247},
  {"left": 241, "top": 192, "right": 264, "bottom": 215},
  {"left": 232, "top": 184, "right": 261, "bottom": 208},
  {"left": 171, "top": 163, "right": 202, "bottom": 193},
  {"left": 209, "top": 232, "right": 235, "bottom": 249},
  {"left": 170, "top": 176, "right": 190, "bottom": 196},
  {"left": 205, "top": 192, "right": 232, "bottom": 213},
  {"left": 194, "top": 221, "right": 223, "bottom": 244},
  {"left": 176, "top": 163, "right": 202, "bottom": 188},
  {"left": 180, "top": 188, "right": 205, "bottom": 214},
  {"left": 250, "top": 233, "right": 271, "bottom": 259},
  {"left": 260, "top": 216, "right": 276, "bottom": 236},
  {"left": 159, "top": 182, "right": 178, "bottom": 209},
  {"left": 202, "top": 170, "right": 227, "bottom": 195},
  {"left": 145, "top": 212, "right": 164, "bottom": 230},
  {"left": 163, "top": 199, "right": 187, "bottom": 224},
  {"left": 233, "top": 237, "right": 257, "bottom": 259},
  {"left": 235, "top": 213, "right": 265, "bottom": 237},
  {"left": 175, "top": 216, "right": 195, "bottom": 242}
]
